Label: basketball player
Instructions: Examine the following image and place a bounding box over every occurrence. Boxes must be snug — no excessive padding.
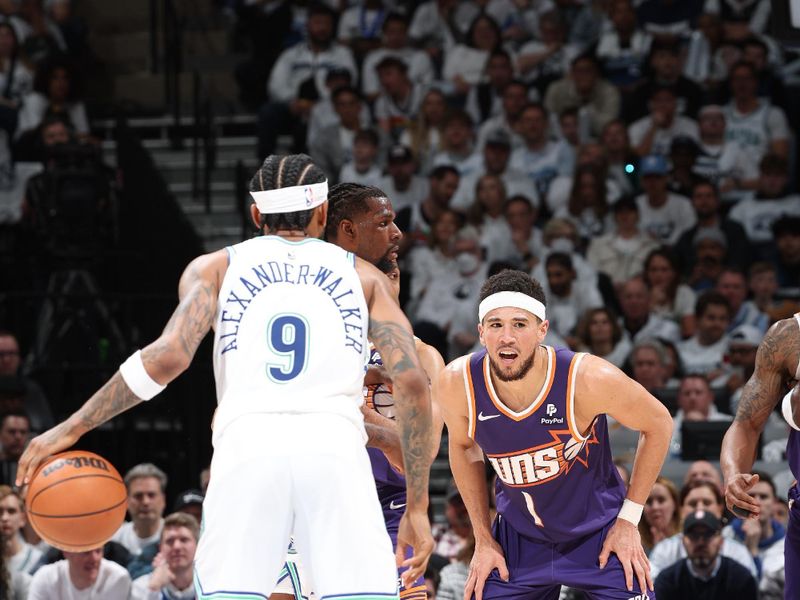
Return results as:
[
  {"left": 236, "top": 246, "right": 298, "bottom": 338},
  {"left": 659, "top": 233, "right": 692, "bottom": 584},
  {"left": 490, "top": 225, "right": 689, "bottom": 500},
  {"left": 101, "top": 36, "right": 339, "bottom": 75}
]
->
[
  {"left": 438, "top": 270, "right": 672, "bottom": 599},
  {"left": 721, "top": 313, "right": 800, "bottom": 599},
  {"left": 16, "top": 154, "right": 435, "bottom": 599},
  {"left": 272, "top": 183, "right": 445, "bottom": 600}
]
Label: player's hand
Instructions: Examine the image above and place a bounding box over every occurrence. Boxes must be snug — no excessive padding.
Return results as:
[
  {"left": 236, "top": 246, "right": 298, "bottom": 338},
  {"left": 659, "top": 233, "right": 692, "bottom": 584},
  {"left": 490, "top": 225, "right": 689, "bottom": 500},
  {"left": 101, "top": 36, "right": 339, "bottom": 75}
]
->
[
  {"left": 396, "top": 507, "right": 434, "bottom": 589},
  {"left": 599, "top": 519, "right": 652, "bottom": 594},
  {"left": 724, "top": 473, "right": 761, "bottom": 519},
  {"left": 15, "top": 423, "right": 80, "bottom": 488},
  {"left": 464, "top": 538, "right": 509, "bottom": 600}
]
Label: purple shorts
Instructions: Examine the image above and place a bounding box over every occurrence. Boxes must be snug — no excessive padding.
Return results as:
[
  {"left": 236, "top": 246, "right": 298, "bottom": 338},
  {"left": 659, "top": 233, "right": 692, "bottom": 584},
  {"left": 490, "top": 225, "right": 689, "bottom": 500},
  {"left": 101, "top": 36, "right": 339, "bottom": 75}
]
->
[
  {"left": 478, "top": 514, "right": 654, "bottom": 600},
  {"left": 384, "top": 493, "right": 426, "bottom": 600},
  {"left": 786, "top": 484, "right": 800, "bottom": 599}
]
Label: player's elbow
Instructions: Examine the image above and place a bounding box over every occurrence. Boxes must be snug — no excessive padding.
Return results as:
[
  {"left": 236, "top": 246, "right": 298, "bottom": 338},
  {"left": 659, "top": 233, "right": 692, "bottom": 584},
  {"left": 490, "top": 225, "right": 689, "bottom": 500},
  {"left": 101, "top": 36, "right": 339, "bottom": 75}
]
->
[
  {"left": 647, "top": 403, "right": 674, "bottom": 441},
  {"left": 141, "top": 337, "right": 192, "bottom": 382}
]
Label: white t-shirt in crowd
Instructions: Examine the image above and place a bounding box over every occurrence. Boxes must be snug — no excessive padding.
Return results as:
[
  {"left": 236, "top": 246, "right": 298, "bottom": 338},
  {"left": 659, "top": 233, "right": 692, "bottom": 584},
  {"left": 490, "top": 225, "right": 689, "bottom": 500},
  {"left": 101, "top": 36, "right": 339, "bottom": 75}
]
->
[
  {"left": 110, "top": 520, "right": 163, "bottom": 556},
  {"left": 8, "top": 541, "right": 43, "bottom": 574},
  {"left": 635, "top": 193, "right": 696, "bottom": 245},
  {"left": 677, "top": 334, "right": 730, "bottom": 377},
  {"left": 131, "top": 572, "right": 196, "bottom": 600},
  {"left": 723, "top": 100, "right": 789, "bottom": 164},
  {"left": 361, "top": 47, "right": 434, "bottom": 97},
  {"left": 28, "top": 558, "right": 131, "bottom": 600},
  {"left": 728, "top": 195, "right": 800, "bottom": 243},
  {"left": 339, "top": 163, "right": 383, "bottom": 188},
  {"left": 378, "top": 175, "right": 429, "bottom": 213},
  {"left": 628, "top": 115, "right": 699, "bottom": 156}
]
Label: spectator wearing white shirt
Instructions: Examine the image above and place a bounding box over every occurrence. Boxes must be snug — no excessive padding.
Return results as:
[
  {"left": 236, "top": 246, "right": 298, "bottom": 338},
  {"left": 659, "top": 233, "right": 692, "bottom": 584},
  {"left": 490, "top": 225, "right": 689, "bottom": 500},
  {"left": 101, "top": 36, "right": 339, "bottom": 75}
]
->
[
  {"left": 379, "top": 144, "right": 428, "bottom": 214},
  {"left": 339, "top": 129, "right": 384, "bottom": 188},
  {"left": 111, "top": 463, "right": 167, "bottom": 557},
  {"left": 618, "top": 276, "right": 681, "bottom": 345},
  {"left": 408, "top": 0, "right": 457, "bottom": 67},
  {"left": 430, "top": 110, "right": 477, "bottom": 178},
  {"left": 465, "top": 174, "right": 516, "bottom": 265},
  {"left": 629, "top": 86, "right": 699, "bottom": 158},
  {"left": 309, "top": 85, "right": 367, "bottom": 183},
  {"left": 474, "top": 80, "right": 529, "bottom": 153},
  {"left": 575, "top": 307, "right": 632, "bottom": 368},
  {"left": 131, "top": 512, "right": 199, "bottom": 600},
  {"left": 28, "top": 547, "right": 131, "bottom": 599},
  {"left": 670, "top": 374, "right": 733, "bottom": 456},
  {"left": 400, "top": 88, "right": 446, "bottom": 173},
  {"left": 515, "top": 10, "right": 579, "bottom": 94},
  {"left": 509, "top": 102, "right": 574, "bottom": 200},
  {"left": 336, "top": 0, "right": 387, "bottom": 54},
  {"left": 692, "top": 104, "right": 758, "bottom": 204},
  {"left": 723, "top": 61, "right": 789, "bottom": 164},
  {"left": 643, "top": 247, "right": 698, "bottom": 338},
  {"left": 554, "top": 163, "right": 614, "bottom": 244},
  {"left": 396, "top": 164, "right": 458, "bottom": 258},
  {"left": 715, "top": 268, "right": 768, "bottom": 334},
  {"left": 443, "top": 13, "right": 502, "bottom": 98},
  {"left": 361, "top": 12, "right": 434, "bottom": 101},
  {"left": 406, "top": 209, "right": 461, "bottom": 315},
  {"left": 542, "top": 252, "right": 603, "bottom": 346},
  {"left": 465, "top": 49, "right": 515, "bottom": 126},
  {"left": 635, "top": 154, "right": 696, "bottom": 245},
  {"left": 597, "top": 1, "right": 652, "bottom": 91},
  {"left": 503, "top": 194, "right": 544, "bottom": 273},
  {"left": 373, "top": 56, "right": 425, "bottom": 140},
  {"left": 258, "top": 4, "right": 356, "bottom": 158},
  {"left": 677, "top": 291, "right": 732, "bottom": 381},
  {"left": 0, "top": 486, "right": 40, "bottom": 575}
]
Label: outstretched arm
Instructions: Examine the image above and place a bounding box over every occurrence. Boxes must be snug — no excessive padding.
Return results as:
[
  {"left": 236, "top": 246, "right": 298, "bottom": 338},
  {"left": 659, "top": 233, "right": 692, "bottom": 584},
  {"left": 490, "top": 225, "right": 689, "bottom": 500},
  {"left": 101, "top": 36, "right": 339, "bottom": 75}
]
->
[
  {"left": 16, "top": 251, "right": 225, "bottom": 486},
  {"left": 721, "top": 318, "right": 799, "bottom": 518}
]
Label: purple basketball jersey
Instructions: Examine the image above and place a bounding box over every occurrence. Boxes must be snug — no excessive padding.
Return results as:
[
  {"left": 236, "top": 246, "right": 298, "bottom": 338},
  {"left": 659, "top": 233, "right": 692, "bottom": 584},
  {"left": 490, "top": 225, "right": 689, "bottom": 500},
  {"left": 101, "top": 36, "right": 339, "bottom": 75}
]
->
[
  {"left": 465, "top": 346, "right": 626, "bottom": 543},
  {"left": 788, "top": 314, "right": 800, "bottom": 483}
]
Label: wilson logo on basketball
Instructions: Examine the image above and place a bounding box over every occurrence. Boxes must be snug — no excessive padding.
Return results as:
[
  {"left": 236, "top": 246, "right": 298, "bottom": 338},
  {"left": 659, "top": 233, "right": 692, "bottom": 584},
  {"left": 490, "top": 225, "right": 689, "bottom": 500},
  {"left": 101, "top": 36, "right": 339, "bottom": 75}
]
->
[{"left": 42, "top": 456, "right": 109, "bottom": 477}]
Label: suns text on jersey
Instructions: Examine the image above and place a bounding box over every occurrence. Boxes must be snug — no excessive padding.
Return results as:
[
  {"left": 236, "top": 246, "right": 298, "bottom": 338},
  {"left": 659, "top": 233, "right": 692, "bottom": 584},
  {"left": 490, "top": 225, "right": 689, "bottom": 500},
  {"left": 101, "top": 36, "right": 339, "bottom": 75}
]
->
[
  {"left": 217, "top": 261, "right": 364, "bottom": 355},
  {"left": 487, "top": 432, "right": 583, "bottom": 487}
]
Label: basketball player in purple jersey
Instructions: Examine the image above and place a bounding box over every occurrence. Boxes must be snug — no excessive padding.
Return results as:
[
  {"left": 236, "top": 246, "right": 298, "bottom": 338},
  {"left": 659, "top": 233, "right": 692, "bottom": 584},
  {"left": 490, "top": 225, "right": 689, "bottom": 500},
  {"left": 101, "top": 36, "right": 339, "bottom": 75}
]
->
[
  {"left": 721, "top": 313, "right": 800, "bottom": 599},
  {"left": 438, "top": 270, "right": 673, "bottom": 599},
  {"left": 326, "top": 183, "right": 445, "bottom": 600}
]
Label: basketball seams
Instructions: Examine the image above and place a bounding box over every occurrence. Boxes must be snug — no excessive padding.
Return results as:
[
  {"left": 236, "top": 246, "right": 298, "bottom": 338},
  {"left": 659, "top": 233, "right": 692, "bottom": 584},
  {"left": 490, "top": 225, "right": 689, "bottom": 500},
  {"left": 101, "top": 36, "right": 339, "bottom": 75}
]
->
[
  {"left": 29, "top": 495, "right": 128, "bottom": 519},
  {"left": 29, "top": 473, "right": 126, "bottom": 512}
]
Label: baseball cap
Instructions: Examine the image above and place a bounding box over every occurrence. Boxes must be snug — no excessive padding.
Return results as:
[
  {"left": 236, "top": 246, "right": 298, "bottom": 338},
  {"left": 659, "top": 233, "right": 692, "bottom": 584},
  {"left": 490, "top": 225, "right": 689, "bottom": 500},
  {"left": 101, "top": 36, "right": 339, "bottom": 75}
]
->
[
  {"left": 387, "top": 144, "right": 413, "bottom": 163},
  {"left": 640, "top": 154, "right": 669, "bottom": 176},
  {"left": 174, "top": 489, "right": 204, "bottom": 511},
  {"left": 485, "top": 129, "right": 511, "bottom": 148},
  {"left": 728, "top": 324, "right": 762, "bottom": 349},
  {"left": 693, "top": 227, "right": 727, "bottom": 249},
  {"left": 683, "top": 509, "right": 722, "bottom": 534}
]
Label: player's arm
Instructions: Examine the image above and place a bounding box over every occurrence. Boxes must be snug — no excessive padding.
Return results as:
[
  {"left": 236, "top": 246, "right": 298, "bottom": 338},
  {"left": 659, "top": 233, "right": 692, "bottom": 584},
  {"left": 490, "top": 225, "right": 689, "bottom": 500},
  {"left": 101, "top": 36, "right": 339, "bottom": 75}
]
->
[
  {"left": 577, "top": 354, "right": 672, "bottom": 593},
  {"left": 16, "top": 251, "right": 226, "bottom": 486},
  {"left": 721, "top": 318, "right": 798, "bottom": 517},
  {"left": 437, "top": 359, "right": 508, "bottom": 600}
]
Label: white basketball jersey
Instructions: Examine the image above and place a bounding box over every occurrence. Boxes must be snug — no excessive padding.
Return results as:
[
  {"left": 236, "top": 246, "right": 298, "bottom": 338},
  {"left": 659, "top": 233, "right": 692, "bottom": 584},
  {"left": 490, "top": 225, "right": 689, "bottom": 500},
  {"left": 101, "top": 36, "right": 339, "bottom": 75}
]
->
[{"left": 211, "top": 236, "right": 369, "bottom": 442}]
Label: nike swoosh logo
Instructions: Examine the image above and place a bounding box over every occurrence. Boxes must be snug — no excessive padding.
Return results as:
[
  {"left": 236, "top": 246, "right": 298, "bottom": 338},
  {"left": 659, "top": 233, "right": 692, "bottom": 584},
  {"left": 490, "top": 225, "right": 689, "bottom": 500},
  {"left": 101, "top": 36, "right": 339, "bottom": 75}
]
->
[
  {"left": 389, "top": 500, "right": 406, "bottom": 510},
  {"left": 477, "top": 412, "right": 501, "bottom": 421}
]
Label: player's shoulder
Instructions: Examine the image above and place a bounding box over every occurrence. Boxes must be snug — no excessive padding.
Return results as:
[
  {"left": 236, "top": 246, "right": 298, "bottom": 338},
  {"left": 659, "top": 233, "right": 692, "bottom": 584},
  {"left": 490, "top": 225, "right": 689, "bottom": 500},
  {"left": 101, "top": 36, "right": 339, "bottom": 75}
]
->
[
  {"left": 439, "top": 354, "right": 472, "bottom": 386},
  {"left": 759, "top": 316, "right": 800, "bottom": 364}
]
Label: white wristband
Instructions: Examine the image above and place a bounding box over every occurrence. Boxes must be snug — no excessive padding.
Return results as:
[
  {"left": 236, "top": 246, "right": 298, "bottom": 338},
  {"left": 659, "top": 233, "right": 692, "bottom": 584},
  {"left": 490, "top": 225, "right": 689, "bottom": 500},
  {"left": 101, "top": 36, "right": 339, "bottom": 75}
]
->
[
  {"left": 119, "top": 350, "right": 166, "bottom": 401},
  {"left": 618, "top": 499, "right": 644, "bottom": 526},
  {"left": 782, "top": 389, "right": 800, "bottom": 431}
]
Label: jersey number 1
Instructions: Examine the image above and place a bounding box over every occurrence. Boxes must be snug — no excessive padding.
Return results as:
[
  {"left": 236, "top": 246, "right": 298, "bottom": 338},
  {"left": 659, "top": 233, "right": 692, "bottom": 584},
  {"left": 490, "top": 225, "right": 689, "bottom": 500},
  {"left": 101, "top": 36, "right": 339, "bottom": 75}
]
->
[{"left": 267, "top": 314, "right": 309, "bottom": 382}]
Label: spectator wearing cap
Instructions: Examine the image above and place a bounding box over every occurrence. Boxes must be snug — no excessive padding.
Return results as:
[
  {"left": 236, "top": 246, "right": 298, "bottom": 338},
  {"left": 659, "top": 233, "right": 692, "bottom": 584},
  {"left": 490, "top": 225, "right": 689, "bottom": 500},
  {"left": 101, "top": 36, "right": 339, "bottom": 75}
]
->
[
  {"left": 655, "top": 508, "right": 757, "bottom": 599},
  {"left": 430, "top": 110, "right": 478, "bottom": 178},
  {"left": 723, "top": 471, "right": 785, "bottom": 580},
  {"left": 130, "top": 512, "right": 199, "bottom": 600},
  {"left": 395, "top": 165, "right": 458, "bottom": 258},
  {"left": 692, "top": 105, "right": 758, "bottom": 204},
  {"left": 361, "top": 12, "right": 434, "bottom": 102},
  {"left": 724, "top": 324, "right": 761, "bottom": 414},
  {"left": 629, "top": 86, "right": 699, "bottom": 158},
  {"left": 587, "top": 196, "right": 659, "bottom": 285},
  {"left": 258, "top": 4, "right": 357, "bottom": 159},
  {"left": 475, "top": 80, "right": 529, "bottom": 154},
  {"left": 340, "top": 129, "right": 384, "bottom": 188},
  {"left": 373, "top": 56, "right": 425, "bottom": 139},
  {"left": 309, "top": 86, "right": 371, "bottom": 184},
  {"left": 687, "top": 227, "right": 728, "bottom": 291},
  {"left": 173, "top": 490, "right": 203, "bottom": 525},
  {"left": 543, "top": 53, "right": 621, "bottom": 139},
  {"left": 509, "top": 103, "right": 574, "bottom": 200},
  {"left": 596, "top": 0, "right": 652, "bottom": 91},
  {"left": 515, "top": 10, "right": 579, "bottom": 95},
  {"left": 465, "top": 49, "right": 514, "bottom": 126},
  {"left": 677, "top": 291, "right": 732, "bottom": 380},
  {"left": 400, "top": 88, "right": 446, "bottom": 173},
  {"left": 627, "top": 41, "right": 704, "bottom": 122},
  {"left": 715, "top": 268, "right": 768, "bottom": 333},
  {"left": 451, "top": 128, "right": 535, "bottom": 213},
  {"left": 635, "top": 154, "right": 696, "bottom": 245},
  {"left": 772, "top": 216, "right": 800, "bottom": 300},
  {"left": 728, "top": 154, "right": 800, "bottom": 255},
  {"left": 379, "top": 144, "right": 428, "bottom": 214},
  {"left": 723, "top": 61, "right": 789, "bottom": 164},
  {"left": 674, "top": 180, "right": 750, "bottom": 278},
  {"left": 618, "top": 276, "right": 681, "bottom": 345}
]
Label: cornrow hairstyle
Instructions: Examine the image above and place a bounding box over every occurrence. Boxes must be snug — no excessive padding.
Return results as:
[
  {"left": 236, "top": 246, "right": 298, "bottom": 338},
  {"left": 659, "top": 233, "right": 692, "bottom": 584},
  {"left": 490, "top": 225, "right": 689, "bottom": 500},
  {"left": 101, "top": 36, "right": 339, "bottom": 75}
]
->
[
  {"left": 249, "top": 154, "right": 327, "bottom": 233},
  {"left": 324, "top": 182, "right": 387, "bottom": 242}
]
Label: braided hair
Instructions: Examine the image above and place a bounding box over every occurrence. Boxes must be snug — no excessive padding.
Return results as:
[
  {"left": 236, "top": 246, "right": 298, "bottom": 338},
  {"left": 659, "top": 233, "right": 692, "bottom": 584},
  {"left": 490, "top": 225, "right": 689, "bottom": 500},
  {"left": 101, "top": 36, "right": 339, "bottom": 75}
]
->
[
  {"left": 324, "top": 182, "right": 387, "bottom": 242},
  {"left": 249, "top": 154, "right": 327, "bottom": 233}
]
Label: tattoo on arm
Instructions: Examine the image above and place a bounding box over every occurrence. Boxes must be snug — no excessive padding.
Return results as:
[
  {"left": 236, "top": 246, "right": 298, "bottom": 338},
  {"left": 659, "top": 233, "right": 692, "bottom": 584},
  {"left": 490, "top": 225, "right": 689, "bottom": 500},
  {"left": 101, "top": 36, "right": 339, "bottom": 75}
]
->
[
  {"left": 75, "top": 372, "right": 142, "bottom": 432},
  {"left": 162, "top": 266, "right": 218, "bottom": 362},
  {"left": 368, "top": 317, "right": 422, "bottom": 378},
  {"left": 735, "top": 319, "right": 799, "bottom": 426}
]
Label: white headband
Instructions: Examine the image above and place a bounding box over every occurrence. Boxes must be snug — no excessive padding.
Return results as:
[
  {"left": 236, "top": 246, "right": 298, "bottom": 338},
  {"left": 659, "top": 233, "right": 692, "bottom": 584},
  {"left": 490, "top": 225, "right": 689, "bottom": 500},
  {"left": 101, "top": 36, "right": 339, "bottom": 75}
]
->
[
  {"left": 250, "top": 180, "right": 328, "bottom": 214},
  {"left": 478, "top": 291, "right": 546, "bottom": 323}
]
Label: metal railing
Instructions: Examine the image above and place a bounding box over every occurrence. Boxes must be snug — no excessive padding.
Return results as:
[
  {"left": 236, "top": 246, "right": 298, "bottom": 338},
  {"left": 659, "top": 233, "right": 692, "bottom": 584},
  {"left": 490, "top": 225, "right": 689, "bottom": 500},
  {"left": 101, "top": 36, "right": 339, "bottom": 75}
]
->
[
  {"left": 149, "top": 0, "right": 183, "bottom": 148},
  {"left": 191, "top": 70, "right": 216, "bottom": 213}
]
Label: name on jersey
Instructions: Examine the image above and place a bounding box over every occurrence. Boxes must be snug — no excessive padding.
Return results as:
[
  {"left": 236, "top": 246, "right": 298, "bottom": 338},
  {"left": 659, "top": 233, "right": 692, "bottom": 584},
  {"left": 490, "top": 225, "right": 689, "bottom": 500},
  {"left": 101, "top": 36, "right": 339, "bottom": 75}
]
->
[
  {"left": 486, "top": 430, "right": 590, "bottom": 487},
  {"left": 218, "top": 261, "right": 364, "bottom": 355}
]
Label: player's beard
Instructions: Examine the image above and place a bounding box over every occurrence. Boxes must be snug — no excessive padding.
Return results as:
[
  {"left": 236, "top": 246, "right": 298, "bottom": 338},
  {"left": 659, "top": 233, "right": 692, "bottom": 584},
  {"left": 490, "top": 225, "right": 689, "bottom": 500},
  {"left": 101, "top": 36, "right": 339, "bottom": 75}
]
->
[
  {"left": 376, "top": 252, "right": 397, "bottom": 274},
  {"left": 489, "top": 348, "right": 536, "bottom": 382}
]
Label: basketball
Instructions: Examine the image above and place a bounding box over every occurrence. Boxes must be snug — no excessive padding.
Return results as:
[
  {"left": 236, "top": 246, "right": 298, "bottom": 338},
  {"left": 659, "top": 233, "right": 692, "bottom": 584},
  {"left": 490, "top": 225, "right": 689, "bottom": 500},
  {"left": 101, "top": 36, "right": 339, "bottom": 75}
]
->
[
  {"left": 25, "top": 451, "right": 127, "bottom": 552},
  {"left": 367, "top": 383, "right": 395, "bottom": 420}
]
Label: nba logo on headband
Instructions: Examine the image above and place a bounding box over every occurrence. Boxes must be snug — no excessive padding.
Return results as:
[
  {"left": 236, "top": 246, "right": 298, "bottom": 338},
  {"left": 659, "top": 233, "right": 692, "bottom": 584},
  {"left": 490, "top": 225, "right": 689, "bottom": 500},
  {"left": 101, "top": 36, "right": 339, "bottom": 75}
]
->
[{"left": 305, "top": 186, "right": 314, "bottom": 207}]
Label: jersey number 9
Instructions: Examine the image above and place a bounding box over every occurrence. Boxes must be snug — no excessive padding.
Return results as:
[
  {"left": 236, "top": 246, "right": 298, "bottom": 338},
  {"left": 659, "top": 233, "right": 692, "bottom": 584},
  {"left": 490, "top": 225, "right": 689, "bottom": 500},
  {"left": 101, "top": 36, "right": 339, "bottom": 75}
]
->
[{"left": 267, "top": 314, "right": 309, "bottom": 383}]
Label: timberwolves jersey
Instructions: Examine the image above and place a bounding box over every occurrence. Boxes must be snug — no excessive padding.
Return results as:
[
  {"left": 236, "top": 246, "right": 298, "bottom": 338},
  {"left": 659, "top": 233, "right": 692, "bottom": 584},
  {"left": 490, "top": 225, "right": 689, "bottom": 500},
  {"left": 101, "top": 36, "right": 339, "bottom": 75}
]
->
[
  {"left": 211, "top": 236, "right": 369, "bottom": 443},
  {"left": 464, "top": 346, "right": 626, "bottom": 543},
  {"left": 787, "top": 313, "right": 800, "bottom": 482}
]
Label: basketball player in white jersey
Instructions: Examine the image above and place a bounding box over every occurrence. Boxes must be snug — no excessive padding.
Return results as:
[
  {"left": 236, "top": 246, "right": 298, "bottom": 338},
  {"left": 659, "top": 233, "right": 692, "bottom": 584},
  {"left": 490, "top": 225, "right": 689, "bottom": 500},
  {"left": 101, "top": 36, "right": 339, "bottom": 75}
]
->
[{"left": 16, "top": 154, "right": 436, "bottom": 600}]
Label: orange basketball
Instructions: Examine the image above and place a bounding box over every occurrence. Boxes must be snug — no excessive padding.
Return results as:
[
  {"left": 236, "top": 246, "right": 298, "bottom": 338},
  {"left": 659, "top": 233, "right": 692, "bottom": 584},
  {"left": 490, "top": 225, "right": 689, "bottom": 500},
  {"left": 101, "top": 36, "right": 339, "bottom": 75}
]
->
[{"left": 25, "top": 451, "right": 127, "bottom": 552}]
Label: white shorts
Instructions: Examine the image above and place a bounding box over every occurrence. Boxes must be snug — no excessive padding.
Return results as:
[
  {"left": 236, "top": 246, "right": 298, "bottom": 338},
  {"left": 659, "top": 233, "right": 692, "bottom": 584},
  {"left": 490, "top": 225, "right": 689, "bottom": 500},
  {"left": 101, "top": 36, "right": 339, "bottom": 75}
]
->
[
  {"left": 194, "top": 413, "right": 399, "bottom": 600},
  {"left": 274, "top": 543, "right": 316, "bottom": 600}
]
